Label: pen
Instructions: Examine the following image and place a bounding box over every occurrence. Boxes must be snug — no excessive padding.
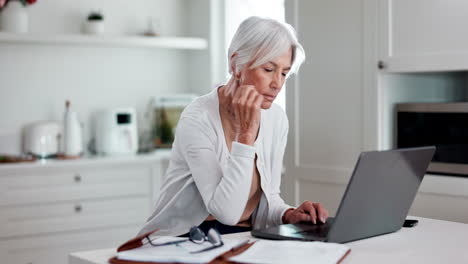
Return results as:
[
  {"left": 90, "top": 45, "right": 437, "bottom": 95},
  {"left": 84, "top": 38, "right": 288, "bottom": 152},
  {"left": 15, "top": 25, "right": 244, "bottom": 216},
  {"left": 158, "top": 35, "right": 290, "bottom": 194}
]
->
[{"left": 231, "top": 240, "right": 250, "bottom": 251}]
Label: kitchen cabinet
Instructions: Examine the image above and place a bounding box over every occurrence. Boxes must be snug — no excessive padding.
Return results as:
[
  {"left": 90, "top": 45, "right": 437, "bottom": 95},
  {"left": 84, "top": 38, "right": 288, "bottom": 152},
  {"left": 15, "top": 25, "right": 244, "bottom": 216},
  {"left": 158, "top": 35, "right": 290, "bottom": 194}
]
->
[
  {"left": 284, "top": 0, "right": 468, "bottom": 224},
  {"left": 0, "top": 150, "right": 170, "bottom": 264},
  {"left": 378, "top": 0, "right": 468, "bottom": 72},
  {"left": 282, "top": 0, "right": 366, "bottom": 212},
  {"left": 375, "top": 1, "right": 468, "bottom": 222}
]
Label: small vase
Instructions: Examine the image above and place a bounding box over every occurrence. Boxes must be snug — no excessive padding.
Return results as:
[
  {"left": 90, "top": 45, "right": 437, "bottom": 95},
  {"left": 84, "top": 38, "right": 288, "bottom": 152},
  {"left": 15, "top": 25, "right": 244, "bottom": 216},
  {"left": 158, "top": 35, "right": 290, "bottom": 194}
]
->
[
  {"left": 82, "top": 20, "right": 104, "bottom": 35},
  {"left": 0, "top": 0, "right": 29, "bottom": 33}
]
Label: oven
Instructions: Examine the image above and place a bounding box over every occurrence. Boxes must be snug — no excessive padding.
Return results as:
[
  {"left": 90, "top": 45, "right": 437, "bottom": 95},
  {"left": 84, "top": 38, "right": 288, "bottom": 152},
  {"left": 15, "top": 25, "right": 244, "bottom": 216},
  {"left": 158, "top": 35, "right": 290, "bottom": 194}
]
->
[{"left": 397, "top": 102, "right": 468, "bottom": 177}]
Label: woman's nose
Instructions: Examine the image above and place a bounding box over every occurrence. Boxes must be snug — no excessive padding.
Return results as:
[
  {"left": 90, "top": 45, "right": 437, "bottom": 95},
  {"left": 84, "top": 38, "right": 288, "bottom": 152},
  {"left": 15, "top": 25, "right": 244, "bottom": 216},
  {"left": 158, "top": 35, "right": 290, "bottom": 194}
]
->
[{"left": 270, "top": 72, "right": 282, "bottom": 89}]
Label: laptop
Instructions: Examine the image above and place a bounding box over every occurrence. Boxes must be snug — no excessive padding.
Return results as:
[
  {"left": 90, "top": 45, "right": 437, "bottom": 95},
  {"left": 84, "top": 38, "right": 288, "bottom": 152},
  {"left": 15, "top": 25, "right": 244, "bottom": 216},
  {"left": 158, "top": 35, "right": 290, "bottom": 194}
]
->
[{"left": 252, "top": 146, "right": 436, "bottom": 243}]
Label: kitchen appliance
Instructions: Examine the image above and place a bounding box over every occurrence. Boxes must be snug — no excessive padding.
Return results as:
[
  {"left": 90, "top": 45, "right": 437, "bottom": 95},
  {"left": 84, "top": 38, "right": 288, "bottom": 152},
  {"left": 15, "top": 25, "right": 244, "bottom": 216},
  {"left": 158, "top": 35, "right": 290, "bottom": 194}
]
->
[
  {"left": 95, "top": 108, "right": 138, "bottom": 155},
  {"left": 397, "top": 102, "right": 468, "bottom": 176},
  {"left": 23, "top": 121, "right": 62, "bottom": 158}
]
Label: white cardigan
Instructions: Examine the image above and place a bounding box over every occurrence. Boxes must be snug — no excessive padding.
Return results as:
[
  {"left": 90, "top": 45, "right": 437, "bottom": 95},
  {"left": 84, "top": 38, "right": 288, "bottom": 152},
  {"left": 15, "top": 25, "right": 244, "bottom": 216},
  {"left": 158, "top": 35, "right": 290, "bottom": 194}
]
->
[{"left": 138, "top": 88, "right": 292, "bottom": 236}]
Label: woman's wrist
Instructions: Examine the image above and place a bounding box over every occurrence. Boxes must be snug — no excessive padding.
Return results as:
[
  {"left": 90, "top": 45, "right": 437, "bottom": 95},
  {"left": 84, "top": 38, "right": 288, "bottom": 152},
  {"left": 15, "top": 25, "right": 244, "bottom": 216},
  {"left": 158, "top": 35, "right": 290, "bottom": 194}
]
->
[
  {"left": 282, "top": 208, "right": 295, "bottom": 224},
  {"left": 237, "top": 133, "right": 256, "bottom": 145}
]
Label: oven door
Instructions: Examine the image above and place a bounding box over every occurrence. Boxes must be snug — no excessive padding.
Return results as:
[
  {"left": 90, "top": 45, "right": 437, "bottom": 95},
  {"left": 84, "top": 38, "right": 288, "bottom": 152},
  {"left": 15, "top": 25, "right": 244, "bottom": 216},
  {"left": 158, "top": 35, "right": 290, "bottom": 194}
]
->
[{"left": 397, "top": 110, "right": 468, "bottom": 177}]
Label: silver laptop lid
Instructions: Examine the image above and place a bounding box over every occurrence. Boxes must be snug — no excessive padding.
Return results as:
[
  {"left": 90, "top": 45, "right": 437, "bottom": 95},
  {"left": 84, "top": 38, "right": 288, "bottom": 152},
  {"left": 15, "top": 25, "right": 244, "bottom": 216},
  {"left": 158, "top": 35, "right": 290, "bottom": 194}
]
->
[{"left": 327, "top": 146, "right": 435, "bottom": 243}]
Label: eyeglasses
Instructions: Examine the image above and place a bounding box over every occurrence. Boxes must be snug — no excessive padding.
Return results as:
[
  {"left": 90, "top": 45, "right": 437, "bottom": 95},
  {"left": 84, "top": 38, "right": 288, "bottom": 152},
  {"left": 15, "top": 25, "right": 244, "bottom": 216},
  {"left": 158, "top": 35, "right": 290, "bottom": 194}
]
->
[{"left": 144, "top": 226, "right": 224, "bottom": 254}]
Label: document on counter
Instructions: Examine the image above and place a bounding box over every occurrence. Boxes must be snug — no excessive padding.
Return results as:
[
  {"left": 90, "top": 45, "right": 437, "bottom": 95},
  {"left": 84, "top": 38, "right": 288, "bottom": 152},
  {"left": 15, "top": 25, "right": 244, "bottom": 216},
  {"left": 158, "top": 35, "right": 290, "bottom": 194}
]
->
[
  {"left": 229, "top": 240, "right": 351, "bottom": 264},
  {"left": 116, "top": 236, "right": 247, "bottom": 264}
]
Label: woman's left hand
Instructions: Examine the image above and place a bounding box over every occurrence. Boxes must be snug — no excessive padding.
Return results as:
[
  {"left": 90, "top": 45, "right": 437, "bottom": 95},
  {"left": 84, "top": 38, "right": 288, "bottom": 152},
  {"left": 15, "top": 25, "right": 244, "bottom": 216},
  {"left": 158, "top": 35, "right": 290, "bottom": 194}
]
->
[{"left": 282, "top": 201, "right": 329, "bottom": 224}]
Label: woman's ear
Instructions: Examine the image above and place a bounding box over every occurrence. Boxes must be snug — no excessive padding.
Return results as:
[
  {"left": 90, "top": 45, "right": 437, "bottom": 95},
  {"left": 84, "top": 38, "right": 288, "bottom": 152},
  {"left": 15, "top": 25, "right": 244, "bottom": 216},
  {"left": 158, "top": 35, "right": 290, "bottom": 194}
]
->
[
  {"left": 230, "top": 53, "right": 238, "bottom": 75},
  {"left": 230, "top": 53, "right": 244, "bottom": 83}
]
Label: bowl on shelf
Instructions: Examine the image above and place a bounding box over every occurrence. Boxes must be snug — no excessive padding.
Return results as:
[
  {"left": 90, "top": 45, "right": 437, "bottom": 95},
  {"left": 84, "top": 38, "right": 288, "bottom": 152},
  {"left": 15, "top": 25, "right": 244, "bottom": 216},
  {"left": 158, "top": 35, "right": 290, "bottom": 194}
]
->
[{"left": 82, "top": 20, "right": 104, "bottom": 35}]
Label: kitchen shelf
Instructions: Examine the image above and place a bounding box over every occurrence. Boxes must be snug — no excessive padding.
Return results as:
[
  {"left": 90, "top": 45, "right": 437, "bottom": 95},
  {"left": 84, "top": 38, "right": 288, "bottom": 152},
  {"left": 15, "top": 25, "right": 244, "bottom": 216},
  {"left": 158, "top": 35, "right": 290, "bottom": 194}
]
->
[{"left": 0, "top": 32, "right": 208, "bottom": 50}]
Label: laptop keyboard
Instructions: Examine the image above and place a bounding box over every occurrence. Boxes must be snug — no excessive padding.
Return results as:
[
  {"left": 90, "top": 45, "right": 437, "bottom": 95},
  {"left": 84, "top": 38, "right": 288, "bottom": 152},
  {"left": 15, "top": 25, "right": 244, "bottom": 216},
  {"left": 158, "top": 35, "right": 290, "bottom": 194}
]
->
[
  {"left": 295, "top": 224, "right": 330, "bottom": 237},
  {"left": 293, "top": 218, "right": 334, "bottom": 238}
]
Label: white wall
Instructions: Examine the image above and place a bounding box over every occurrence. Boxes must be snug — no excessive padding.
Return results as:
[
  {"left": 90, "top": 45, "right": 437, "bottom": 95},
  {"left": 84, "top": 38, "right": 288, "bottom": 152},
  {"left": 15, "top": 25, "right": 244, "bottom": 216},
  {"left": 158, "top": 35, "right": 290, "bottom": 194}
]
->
[
  {"left": 186, "top": 0, "right": 227, "bottom": 95},
  {"left": 27, "top": 0, "right": 187, "bottom": 35},
  {"left": 0, "top": 0, "right": 210, "bottom": 154}
]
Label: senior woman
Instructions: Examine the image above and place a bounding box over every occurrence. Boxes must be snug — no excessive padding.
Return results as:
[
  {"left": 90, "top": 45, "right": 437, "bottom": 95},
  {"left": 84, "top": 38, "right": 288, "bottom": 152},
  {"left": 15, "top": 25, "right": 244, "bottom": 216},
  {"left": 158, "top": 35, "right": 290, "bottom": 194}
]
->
[{"left": 138, "top": 16, "right": 329, "bottom": 237}]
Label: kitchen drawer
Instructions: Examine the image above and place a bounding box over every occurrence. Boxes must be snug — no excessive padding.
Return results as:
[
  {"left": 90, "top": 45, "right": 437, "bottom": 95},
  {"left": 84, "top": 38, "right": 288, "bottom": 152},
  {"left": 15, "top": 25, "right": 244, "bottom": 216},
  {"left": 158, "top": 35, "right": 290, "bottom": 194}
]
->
[
  {"left": 0, "top": 225, "right": 139, "bottom": 264},
  {"left": 0, "top": 165, "right": 150, "bottom": 188},
  {"left": 0, "top": 166, "right": 151, "bottom": 206},
  {"left": 0, "top": 196, "right": 149, "bottom": 238}
]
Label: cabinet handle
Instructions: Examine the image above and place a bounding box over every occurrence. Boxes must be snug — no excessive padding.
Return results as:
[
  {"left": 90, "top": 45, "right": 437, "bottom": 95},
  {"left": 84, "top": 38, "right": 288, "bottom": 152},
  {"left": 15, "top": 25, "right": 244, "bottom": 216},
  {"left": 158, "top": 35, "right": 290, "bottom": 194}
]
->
[
  {"left": 74, "top": 204, "right": 82, "bottom": 213},
  {"left": 74, "top": 174, "right": 81, "bottom": 182},
  {"left": 378, "top": 60, "right": 386, "bottom": 69}
]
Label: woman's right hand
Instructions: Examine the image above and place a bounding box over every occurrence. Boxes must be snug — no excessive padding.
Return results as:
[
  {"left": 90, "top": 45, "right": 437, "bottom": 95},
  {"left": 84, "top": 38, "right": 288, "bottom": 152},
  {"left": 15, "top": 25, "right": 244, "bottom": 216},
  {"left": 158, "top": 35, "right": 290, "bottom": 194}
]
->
[
  {"left": 282, "top": 201, "right": 329, "bottom": 224},
  {"left": 228, "top": 79, "right": 263, "bottom": 146}
]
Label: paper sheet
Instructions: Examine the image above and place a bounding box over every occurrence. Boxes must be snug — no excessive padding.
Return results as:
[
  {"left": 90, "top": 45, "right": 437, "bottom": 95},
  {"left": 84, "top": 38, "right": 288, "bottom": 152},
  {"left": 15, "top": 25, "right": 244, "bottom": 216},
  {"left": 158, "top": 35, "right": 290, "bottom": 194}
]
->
[
  {"left": 229, "top": 240, "right": 350, "bottom": 264},
  {"left": 117, "top": 236, "right": 247, "bottom": 264}
]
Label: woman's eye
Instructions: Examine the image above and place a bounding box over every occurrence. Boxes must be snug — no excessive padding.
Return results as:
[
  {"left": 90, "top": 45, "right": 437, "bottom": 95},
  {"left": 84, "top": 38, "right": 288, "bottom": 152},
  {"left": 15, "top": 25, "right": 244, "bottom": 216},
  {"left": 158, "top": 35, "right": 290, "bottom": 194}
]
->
[
  {"left": 282, "top": 72, "right": 287, "bottom": 77},
  {"left": 264, "top": 68, "right": 273, "bottom": 72}
]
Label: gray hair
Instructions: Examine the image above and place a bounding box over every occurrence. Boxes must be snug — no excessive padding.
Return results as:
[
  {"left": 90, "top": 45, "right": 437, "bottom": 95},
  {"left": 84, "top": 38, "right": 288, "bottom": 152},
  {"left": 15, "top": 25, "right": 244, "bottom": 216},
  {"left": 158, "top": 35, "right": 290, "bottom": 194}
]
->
[{"left": 228, "top": 16, "right": 305, "bottom": 79}]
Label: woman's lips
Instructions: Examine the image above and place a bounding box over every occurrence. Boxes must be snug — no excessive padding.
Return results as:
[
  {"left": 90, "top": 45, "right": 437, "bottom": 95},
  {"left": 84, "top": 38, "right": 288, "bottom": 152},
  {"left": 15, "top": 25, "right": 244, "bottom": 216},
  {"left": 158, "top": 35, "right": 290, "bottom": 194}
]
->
[{"left": 263, "top": 95, "right": 275, "bottom": 101}]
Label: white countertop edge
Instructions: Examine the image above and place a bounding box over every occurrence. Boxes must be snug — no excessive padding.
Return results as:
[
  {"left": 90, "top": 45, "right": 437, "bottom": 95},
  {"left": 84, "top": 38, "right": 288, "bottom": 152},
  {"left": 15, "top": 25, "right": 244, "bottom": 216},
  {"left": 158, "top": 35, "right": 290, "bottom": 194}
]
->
[{"left": 0, "top": 149, "right": 172, "bottom": 171}]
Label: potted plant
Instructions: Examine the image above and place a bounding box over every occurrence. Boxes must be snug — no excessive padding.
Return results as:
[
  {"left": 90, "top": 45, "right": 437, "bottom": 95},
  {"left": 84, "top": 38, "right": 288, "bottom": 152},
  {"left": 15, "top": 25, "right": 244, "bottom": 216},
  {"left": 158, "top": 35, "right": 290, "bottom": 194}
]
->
[
  {"left": 82, "top": 10, "right": 104, "bottom": 35},
  {"left": 0, "top": 0, "right": 37, "bottom": 33}
]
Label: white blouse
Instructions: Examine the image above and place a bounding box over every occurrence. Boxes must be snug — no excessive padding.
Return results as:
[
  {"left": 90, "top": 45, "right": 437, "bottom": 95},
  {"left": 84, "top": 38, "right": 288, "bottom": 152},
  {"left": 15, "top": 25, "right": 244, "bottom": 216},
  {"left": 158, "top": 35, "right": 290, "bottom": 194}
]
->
[{"left": 138, "top": 88, "right": 292, "bottom": 236}]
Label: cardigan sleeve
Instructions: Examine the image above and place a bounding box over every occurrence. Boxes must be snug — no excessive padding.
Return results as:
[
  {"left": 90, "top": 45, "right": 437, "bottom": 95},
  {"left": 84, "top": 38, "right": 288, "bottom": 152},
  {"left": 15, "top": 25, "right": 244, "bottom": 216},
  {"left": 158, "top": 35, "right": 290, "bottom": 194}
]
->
[
  {"left": 267, "top": 113, "right": 293, "bottom": 226},
  {"left": 176, "top": 115, "right": 255, "bottom": 226}
]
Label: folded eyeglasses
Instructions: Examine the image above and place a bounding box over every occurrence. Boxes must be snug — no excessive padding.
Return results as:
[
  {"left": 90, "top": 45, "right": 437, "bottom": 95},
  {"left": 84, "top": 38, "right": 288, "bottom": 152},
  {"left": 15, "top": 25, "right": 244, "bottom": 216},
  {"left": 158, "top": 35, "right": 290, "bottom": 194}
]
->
[{"left": 144, "top": 226, "right": 224, "bottom": 254}]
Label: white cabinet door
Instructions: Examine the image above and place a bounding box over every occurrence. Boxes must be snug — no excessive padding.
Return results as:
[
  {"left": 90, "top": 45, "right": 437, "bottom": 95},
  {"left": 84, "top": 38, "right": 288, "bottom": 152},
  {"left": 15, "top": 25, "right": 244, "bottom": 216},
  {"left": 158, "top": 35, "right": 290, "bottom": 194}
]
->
[
  {"left": 0, "top": 197, "right": 148, "bottom": 238},
  {"left": 3, "top": 226, "right": 139, "bottom": 264},
  {"left": 379, "top": 0, "right": 468, "bottom": 72},
  {"left": 285, "top": 0, "right": 468, "bottom": 224},
  {"left": 0, "top": 166, "right": 150, "bottom": 206},
  {"left": 283, "top": 0, "right": 364, "bottom": 214}
]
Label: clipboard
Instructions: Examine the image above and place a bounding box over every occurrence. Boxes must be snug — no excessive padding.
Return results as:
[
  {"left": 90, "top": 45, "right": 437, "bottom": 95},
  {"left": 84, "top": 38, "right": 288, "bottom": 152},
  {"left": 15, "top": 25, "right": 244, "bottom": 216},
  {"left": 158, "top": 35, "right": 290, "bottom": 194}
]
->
[{"left": 108, "top": 229, "right": 255, "bottom": 264}]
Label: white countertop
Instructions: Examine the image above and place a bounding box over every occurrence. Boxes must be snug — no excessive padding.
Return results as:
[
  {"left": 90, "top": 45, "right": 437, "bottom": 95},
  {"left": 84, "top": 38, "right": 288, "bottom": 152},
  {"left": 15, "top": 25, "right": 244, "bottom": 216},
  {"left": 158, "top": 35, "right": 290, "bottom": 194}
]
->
[
  {"left": 0, "top": 149, "right": 172, "bottom": 171},
  {"left": 69, "top": 216, "right": 468, "bottom": 264}
]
